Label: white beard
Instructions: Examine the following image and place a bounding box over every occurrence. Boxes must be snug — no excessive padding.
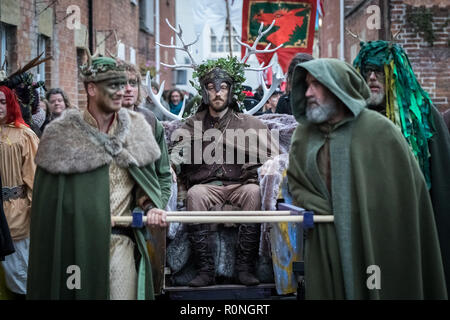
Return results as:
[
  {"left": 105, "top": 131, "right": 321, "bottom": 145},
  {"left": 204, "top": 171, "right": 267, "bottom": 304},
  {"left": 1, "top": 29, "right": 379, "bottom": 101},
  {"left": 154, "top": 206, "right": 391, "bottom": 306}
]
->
[
  {"left": 367, "top": 91, "right": 385, "bottom": 107},
  {"left": 306, "top": 102, "right": 338, "bottom": 124}
]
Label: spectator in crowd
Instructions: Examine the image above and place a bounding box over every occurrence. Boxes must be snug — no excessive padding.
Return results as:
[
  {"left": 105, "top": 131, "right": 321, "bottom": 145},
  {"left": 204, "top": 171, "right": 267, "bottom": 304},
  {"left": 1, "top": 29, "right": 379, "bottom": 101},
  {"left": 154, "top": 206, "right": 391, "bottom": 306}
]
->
[
  {"left": 38, "top": 96, "right": 48, "bottom": 113},
  {"left": 276, "top": 53, "right": 314, "bottom": 115},
  {"left": 42, "top": 88, "right": 73, "bottom": 131},
  {"left": 263, "top": 88, "right": 283, "bottom": 114},
  {"left": 168, "top": 88, "right": 184, "bottom": 116},
  {"left": 0, "top": 86, "right": 39, "bottom": 298}
]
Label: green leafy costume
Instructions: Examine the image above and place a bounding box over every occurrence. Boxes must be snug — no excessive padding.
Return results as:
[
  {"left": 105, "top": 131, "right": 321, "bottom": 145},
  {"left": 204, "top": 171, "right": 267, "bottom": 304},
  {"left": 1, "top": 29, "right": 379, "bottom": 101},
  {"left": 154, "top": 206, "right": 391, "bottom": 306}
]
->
[{"left": 354, "top": 41, "right": 450, "bottom": 295}]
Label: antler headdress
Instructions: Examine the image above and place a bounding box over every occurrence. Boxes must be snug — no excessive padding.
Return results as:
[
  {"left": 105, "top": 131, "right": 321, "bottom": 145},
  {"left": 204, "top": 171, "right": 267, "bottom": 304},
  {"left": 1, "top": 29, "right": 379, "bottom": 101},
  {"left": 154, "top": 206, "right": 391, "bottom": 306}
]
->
[{"left": 146, "top": 19, "right": 284, "bottom": 120}]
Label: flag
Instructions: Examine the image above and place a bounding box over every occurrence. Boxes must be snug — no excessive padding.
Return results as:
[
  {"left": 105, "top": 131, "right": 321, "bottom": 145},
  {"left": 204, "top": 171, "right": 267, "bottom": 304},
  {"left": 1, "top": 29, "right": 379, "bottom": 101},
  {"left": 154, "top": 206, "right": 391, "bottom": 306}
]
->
[{"left": 241, "top": 0, "right": 317, "bottom": 74}]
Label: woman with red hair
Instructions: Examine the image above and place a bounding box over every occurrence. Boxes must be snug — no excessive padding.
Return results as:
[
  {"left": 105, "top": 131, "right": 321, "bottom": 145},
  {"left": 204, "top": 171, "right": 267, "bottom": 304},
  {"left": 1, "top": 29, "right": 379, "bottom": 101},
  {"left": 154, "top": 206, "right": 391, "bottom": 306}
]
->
[{"left": 0, "top": 85, "right": 39, "bottom": 297}]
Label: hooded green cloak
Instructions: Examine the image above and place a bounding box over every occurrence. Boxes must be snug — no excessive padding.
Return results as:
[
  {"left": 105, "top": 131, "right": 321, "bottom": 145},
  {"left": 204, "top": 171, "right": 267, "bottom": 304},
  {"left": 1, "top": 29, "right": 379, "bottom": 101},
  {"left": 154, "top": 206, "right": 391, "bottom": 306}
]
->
[
  {"left": 27, "top": 108, "right": 164, "bottom": 299},
  {"left": 354, "top": 41, "right": 450, "bottom": 295},
  {"left": 287, "top": 58, "right": 447, "bottom": 299}
]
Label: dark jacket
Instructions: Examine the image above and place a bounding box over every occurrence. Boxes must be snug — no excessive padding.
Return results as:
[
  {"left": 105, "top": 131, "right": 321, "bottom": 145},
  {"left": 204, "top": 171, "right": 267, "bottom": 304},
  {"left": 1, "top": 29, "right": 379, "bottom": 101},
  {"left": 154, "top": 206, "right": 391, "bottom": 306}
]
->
[
  {"left": 275, "top": 93, "right": 292, "bottom": 115},
  {"left": 172, "top": 107, "right": 275, "bottom": 189},
  {"left": 0, "top": 174, "right": 15, "bottom": 261}
]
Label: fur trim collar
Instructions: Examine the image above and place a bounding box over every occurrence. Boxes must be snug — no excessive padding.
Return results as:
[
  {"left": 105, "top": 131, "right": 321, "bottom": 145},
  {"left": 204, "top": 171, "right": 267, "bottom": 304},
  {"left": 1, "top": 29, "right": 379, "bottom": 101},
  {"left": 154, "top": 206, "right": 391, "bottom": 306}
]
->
[{"left": 36, "top": 108, "right": 160, "bottom": 174}]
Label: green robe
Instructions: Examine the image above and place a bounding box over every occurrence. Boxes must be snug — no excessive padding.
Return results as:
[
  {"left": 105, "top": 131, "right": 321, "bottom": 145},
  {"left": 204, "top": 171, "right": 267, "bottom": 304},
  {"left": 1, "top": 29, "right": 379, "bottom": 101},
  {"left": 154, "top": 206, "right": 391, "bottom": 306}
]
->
[
  {"left": 287, "top": 58, "right": 447, "bottom": 299},
  {"left": 27, "top": 108, "right": 164, "bottom": 299},
  {"left": 135, "top": 105, "right": 172, "bottom": 208},
  {"left": 151, "top": 117, "right": 172, "bottom": 208},
  {"left": 429, "top": 106, "right": 450, "bottom": 295}
]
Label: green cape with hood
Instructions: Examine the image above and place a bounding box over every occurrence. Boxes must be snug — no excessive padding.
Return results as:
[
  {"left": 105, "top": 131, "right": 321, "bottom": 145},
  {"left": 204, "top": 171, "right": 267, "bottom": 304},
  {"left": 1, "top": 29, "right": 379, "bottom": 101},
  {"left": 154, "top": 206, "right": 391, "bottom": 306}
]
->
[
  {"left": 27, "top": 108, "right": 165, "bottom": 299},
  {"left": 287, "top": 58, "right": 447, "bottom": 299},
  {"left": 353, "top": 41, "right": 450, "bottom": 294}
]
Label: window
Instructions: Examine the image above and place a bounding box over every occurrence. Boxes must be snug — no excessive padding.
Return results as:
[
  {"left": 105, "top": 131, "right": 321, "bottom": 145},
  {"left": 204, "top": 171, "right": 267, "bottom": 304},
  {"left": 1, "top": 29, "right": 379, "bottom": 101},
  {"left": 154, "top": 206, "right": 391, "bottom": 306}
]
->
[
  {"left": 174, "top": 70, "right": 187, "bottom": 85},
  {"left": 129, "top": 47, "right": 136, "bottom": 64},
  {"left": 36, "top": 35, "right": 47, "bottom": 94},
  {"left": 0, "top": 23, "right": 6, "bottom": 71},
  {"left": 211, "top": 27, "right": 239, "bottom": 53},
  {"left": 117, "top": 42, "right": 125, "bottom": 60},
  {"left": 0, "top": 22, "right": 16, "bottom": 76},
  {"left": 173, "top": 58, "right": 189, "bottom": 85},
  {"left": 139, "top": 0, "right": 154, "bottom": 34}
]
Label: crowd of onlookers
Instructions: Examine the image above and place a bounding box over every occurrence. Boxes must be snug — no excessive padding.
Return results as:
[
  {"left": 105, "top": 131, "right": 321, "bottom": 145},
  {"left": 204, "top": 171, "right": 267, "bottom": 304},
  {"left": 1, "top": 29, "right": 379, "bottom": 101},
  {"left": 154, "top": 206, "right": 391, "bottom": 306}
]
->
[
  {"left": 32, "top": 50, "right": 450, "bottom": 133},
  {"left": 29, "top": 53, "right": 311, "bottom": 128}
]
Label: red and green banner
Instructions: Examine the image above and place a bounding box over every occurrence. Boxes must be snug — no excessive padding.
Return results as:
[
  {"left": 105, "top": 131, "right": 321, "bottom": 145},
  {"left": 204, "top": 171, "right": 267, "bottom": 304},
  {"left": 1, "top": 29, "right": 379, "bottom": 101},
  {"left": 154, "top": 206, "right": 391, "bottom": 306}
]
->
[{"left": 242, "top": 0, "right": 317, "bottom": 74}]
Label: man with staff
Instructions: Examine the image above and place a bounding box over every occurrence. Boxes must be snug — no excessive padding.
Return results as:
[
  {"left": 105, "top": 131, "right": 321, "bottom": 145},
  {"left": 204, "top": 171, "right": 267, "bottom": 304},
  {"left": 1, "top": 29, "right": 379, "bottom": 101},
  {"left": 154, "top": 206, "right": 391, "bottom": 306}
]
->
[{"left": 27, "top": 56, "right": 167, "bottom": 300}]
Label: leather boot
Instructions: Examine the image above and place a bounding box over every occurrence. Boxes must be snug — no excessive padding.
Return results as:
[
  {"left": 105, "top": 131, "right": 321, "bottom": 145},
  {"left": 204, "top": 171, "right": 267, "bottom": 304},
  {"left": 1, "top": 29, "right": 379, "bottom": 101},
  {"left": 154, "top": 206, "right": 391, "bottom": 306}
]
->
[
  {"left": 235, "top": 223, "right": 261, "bottom": 286},
  {"left": 187, "top": 224, "right": 216, "bottom": 287}
]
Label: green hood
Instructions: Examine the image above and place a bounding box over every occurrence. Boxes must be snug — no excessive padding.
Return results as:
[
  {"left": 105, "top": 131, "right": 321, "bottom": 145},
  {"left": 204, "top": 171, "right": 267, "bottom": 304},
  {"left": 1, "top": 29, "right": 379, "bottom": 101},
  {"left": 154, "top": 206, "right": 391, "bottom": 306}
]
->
[{"left": 290, "top": 58, "right": 371, "bottom": 123}]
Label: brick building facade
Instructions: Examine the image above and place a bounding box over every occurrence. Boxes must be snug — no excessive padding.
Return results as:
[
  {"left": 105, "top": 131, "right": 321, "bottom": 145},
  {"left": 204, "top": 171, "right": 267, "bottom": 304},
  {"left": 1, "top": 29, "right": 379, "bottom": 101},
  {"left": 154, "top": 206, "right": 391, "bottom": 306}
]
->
[
  {"left": 0, "top": 0, "right": 176, "bottom": 108},
  {"left": 318, "top": 0, "right": 449, "bottom": 112}
]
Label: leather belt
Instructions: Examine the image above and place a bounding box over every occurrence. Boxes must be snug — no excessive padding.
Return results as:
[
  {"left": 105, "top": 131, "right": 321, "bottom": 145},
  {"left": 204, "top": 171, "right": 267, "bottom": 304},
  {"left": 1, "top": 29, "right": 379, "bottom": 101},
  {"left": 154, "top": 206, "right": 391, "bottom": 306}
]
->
[
  {"left": 111, "top": 226, "right": 135, "bottom": 242},
  {"left": 2, "top": 185, "right": 26, "bottom": 201}
]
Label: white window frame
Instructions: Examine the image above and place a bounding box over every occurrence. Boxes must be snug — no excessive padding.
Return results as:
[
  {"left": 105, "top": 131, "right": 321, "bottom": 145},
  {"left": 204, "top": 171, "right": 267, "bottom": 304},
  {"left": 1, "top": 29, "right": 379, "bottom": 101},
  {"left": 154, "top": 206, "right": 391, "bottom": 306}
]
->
[
  {"left": 139, "top": 0, "right": 154, "bottom": 34},
  {"left": 210, "top": 26, "right": 239, "bottom": 53},
  {"left": 37, "top": 35, "right": 47, "bottom": 94},
  {"left": 1, "top": 23, "right": 6, "bottom": 70}
]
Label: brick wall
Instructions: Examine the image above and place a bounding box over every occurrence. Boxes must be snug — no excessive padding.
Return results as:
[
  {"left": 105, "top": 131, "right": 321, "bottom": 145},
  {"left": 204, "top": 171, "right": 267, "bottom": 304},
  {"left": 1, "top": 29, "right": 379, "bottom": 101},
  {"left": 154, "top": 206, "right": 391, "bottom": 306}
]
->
[
  {"left": 3, "top": 0, "right": 176, "bottom": 109},
  {"left": 345, "top": 0, "right": 382, "bottom": 63},
  {"left": 51, "top": 0, "right": 87, "bottom": 107},
  {"left": 137, "top": 0, "right": 176, "bottom": 89},
  {"left": 158, "top": 0, "right": 176, "bottom": 87},
  {"left": 14, "top": 0, "right": 36, "bottom": 72},
  {"left": 319, "top": 0, "right": 342, "bottom": 58},
  {"left": 390, "top": 0, "right": 449, "bottom": 112}
]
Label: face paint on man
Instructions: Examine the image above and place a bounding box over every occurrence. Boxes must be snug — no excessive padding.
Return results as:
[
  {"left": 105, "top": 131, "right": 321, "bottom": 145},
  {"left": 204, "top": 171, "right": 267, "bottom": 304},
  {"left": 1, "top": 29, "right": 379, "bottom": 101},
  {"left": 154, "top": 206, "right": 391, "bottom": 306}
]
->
[
  {"left": 95, "top": 79, "right": 126, "bottom": 113},
  {"left": 207, "top": 81, "right": 229, "bottom": 113}
]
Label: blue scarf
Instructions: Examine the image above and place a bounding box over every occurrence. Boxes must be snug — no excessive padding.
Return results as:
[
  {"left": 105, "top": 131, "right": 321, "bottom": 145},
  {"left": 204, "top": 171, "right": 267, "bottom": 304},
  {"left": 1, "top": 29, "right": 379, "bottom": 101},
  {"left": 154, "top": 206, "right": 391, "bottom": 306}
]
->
[{"left": 169, "top": 101, "right": 183, "bottom": 115}]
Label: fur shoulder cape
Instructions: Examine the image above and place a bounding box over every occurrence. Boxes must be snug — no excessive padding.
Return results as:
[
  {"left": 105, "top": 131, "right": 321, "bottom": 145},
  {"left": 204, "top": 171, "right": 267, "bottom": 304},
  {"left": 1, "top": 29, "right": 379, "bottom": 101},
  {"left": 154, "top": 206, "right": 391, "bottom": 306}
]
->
[{"left": 36, "top": 108, "right": 161, "bottom": 174}]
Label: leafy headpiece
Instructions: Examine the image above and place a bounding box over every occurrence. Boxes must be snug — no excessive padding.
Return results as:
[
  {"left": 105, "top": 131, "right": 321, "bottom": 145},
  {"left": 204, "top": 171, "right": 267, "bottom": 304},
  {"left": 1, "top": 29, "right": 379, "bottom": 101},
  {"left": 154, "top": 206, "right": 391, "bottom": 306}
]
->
[{"left": 191, "top": 57, "right": 247, "bottom": 112}]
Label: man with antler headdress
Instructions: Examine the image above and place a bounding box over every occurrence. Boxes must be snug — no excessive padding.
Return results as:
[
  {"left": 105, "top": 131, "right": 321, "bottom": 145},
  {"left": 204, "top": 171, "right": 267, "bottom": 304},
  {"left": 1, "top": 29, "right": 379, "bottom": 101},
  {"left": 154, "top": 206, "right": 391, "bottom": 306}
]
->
[
  {"left": 27, "top": 56, "right": 167, "bottom": 300},
  {"left": 353, "top": 40, "right": 450, "bottom": 295},
  {"left": 169, "top": 56, "right": 278, "bottom": 287},
  {"left": 147, "top": 19, "right": 282, "bottom": 287}
]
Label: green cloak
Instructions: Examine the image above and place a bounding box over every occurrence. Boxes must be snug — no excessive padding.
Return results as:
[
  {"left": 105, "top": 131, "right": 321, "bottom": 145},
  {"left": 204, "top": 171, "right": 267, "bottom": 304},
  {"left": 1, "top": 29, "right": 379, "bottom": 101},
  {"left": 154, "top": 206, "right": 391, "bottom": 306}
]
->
[
  {"left": 135, "top": 106, "right": 172, "bottom": 209},
  {"left": 27, "top": 108, "right": 164, "bottom": 299},
  {"left": 153, "top": 118, "right": 172, "bottom": 208},
  {"left": 287, "top": 58, "right": 447, "bottom": 299},
  {"left": 429, "top": 106, "right": 450, "bottom": 294}
]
